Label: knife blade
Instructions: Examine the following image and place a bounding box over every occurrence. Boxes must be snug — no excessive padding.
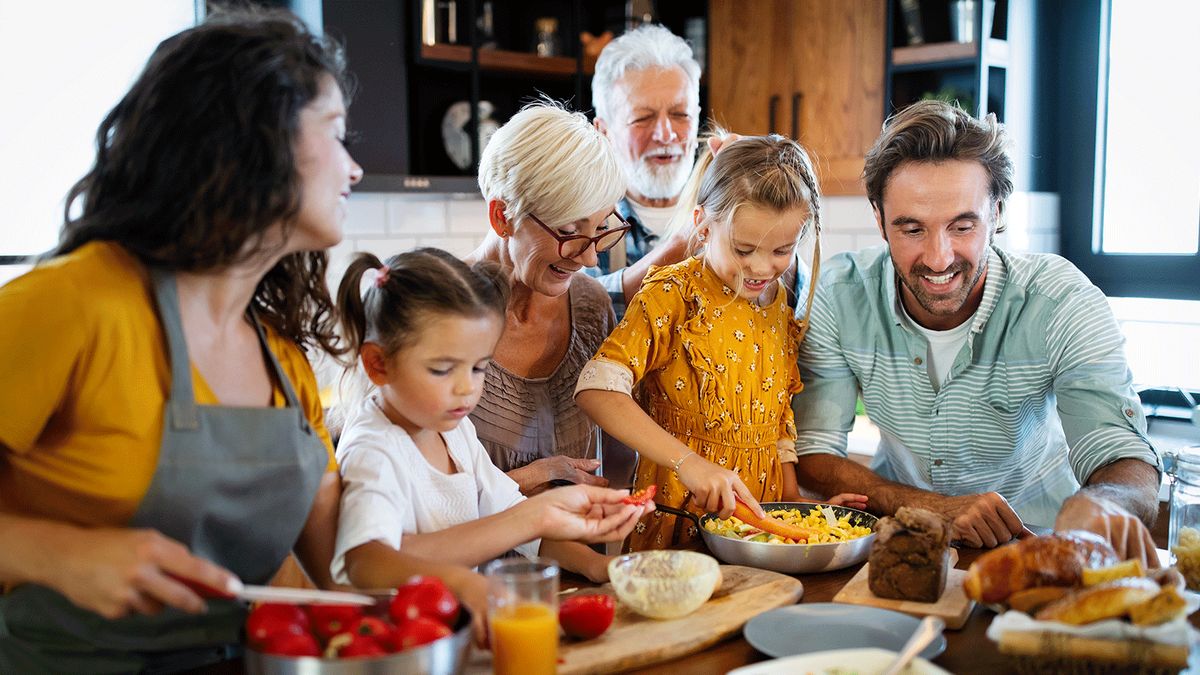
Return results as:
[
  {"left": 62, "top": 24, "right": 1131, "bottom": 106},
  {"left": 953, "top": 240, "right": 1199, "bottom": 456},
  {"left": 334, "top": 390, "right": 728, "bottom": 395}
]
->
[{"left": 169, "top": 574, "right": 375, "bottom": 606}]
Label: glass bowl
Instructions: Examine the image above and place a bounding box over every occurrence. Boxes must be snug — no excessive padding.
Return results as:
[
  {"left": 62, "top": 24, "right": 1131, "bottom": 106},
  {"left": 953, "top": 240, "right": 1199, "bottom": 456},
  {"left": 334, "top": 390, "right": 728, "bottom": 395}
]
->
[{"left": 607, "top": 550, "right": 721, "bottom": 620}]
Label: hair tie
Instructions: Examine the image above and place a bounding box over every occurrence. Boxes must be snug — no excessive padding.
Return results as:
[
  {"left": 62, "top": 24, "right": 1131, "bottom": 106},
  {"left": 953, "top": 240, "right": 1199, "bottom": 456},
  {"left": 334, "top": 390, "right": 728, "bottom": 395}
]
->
[{"left": 360, "top": 266, "right": 390, "bottom": 298}]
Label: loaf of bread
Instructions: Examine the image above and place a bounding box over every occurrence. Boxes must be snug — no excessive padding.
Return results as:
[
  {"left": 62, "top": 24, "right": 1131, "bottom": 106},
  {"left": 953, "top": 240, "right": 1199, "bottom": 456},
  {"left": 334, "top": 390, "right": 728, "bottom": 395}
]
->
[
  {"left": 1034, "top": 576, "right": 1160, "bottom": 624},
  {"left": 868, "top": 506, "right": 951, "bottom": 602},
  {"left": 963, "top": 530, "right": 1118, "bottom": 604}
]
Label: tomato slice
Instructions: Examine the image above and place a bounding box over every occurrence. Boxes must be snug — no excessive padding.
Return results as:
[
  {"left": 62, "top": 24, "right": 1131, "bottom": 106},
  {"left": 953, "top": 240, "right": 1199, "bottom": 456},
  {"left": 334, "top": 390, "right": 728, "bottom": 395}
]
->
[{"left": 622, "top": 484, "right": 657, "bottom": 505}]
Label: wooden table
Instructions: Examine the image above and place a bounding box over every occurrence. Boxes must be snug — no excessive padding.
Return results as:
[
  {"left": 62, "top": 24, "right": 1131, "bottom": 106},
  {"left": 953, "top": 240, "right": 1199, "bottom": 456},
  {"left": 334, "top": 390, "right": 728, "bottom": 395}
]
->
[{"left": 625, "top": 547, "right": 1005, "bottom": 674}]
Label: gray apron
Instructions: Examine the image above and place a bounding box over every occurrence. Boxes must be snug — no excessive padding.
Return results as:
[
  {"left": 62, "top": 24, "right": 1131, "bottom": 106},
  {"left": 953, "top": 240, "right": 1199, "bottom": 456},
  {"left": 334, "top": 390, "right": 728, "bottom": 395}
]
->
[{"left": 0, "top": 270, "right": 328, "bottom": 673}]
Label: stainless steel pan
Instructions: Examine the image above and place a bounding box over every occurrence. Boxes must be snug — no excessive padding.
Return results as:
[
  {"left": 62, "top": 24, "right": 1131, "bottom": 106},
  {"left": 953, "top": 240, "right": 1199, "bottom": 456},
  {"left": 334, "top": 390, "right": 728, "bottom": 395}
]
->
[{"left": 655, "top": 501, "right": 877, "bottom": 574}]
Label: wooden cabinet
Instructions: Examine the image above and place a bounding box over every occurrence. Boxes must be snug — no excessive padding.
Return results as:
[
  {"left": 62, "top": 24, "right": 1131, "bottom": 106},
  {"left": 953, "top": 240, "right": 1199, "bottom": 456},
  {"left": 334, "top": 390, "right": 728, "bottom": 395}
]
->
[{"left": 708, "top": 0, "right": 885, "bottom": 196}]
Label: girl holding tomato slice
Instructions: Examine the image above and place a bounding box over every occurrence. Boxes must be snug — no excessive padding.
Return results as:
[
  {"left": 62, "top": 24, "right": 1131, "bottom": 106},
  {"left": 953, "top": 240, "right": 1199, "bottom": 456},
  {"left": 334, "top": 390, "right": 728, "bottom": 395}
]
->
[
  {"left": 577, "top": 134, "right": 867, "bottom": 550},
  {"left": 329, "top": 246, "right": 653, "bottom": 599}
]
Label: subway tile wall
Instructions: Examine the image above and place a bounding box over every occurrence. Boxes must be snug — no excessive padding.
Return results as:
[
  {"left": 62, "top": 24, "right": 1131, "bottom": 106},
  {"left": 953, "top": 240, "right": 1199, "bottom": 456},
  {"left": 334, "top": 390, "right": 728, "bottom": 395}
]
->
[{"left": 328, "top": 191, "right": 1061, "bottom": 288}]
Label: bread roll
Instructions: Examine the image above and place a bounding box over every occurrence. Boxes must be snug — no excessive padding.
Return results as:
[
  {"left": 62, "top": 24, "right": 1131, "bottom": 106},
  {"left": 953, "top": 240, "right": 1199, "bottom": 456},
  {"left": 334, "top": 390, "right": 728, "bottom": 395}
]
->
[
  {"left": 963, "top": 531, "right": 1118, "bottom": 604},
  {"left": 1034, "top": 577, "right": 1159, "bottom": 624}
]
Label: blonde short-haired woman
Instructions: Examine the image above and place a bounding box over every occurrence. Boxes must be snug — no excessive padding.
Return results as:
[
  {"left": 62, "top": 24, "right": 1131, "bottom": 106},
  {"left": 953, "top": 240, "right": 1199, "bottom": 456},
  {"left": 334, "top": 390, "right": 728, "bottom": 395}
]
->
[{"left": 467, "top": 102, "right": 630, "bottom": 493}]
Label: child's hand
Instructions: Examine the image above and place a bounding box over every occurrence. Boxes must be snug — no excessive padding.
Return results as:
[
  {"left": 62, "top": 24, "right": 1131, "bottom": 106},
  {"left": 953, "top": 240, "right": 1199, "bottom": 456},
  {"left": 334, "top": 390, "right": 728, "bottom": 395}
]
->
[
  {"left": 532, "top": 485, "right": 651, "bottom": 543},
  {"left": 825, "top": 493, "right": 869, "bottom": 511},
  {"left": 442, "top": 567, "right": 491, "bottom": 648},
  {"left": 676, "top": 456, "right": 764, "bottom": 520}
]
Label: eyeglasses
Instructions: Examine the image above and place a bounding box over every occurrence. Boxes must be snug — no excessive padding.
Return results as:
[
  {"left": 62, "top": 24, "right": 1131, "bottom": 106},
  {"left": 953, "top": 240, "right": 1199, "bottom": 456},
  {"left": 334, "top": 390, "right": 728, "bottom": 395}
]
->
[{"left": 528, "top": 212, "right": 633, "bottom": 260}]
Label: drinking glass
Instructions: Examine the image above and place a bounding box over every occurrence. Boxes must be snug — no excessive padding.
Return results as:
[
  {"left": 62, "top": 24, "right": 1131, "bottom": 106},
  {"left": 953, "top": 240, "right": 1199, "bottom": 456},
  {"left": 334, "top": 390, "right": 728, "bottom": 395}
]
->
[{"left": 485, "top": 557, "right": 559, "bottom": 675}]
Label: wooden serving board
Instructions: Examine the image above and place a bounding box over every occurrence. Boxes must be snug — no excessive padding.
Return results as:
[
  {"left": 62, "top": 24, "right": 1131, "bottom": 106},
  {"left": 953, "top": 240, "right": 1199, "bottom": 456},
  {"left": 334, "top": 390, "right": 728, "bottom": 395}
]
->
[
  {"left": 464, "top": 565, "right": 803, "bottom": 675},
  {"left": 832, "top": 549, "right": 974, "bottom": 629}
]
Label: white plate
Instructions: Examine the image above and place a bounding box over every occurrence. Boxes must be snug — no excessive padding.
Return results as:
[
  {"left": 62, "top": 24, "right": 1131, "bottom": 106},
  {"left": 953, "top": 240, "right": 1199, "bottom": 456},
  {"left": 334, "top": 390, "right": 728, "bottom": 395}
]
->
[
  {"left": 728, "top": 647, "right": 951, "bottom": 675},
  {"left": 743, "top": 604, "right": 947, "bottom": 660}
]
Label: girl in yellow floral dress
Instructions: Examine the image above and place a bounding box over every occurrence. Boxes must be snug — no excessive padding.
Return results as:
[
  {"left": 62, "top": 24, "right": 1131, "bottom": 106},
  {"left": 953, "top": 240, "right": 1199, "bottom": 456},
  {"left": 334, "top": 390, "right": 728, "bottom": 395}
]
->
[{"left": 576, "top": 134, "right": 867, "bottom": 550}]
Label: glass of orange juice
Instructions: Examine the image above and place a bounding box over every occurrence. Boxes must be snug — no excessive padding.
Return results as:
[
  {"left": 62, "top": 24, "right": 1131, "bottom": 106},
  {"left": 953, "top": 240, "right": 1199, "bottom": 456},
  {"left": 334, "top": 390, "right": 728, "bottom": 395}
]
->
[{"left": 485, "top": 557, "right": 559, "bottom": 675}]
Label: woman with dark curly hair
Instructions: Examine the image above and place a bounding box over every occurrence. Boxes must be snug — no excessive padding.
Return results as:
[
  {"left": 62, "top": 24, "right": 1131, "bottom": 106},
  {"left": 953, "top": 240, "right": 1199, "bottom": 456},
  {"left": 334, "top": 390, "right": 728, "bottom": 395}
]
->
[{"left": 0, "top": 8, "right": 375, "bottom": 671}]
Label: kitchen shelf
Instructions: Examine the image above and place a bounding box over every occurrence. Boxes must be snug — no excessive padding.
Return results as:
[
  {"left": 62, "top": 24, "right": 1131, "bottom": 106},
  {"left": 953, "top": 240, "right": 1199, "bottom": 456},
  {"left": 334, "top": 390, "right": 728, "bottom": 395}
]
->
[
  {"left": 891, "top": 38, "right": 1009, "bottom": 72},
  {"left": 419, "top": 43, "right": 591, "bottom": 78}
]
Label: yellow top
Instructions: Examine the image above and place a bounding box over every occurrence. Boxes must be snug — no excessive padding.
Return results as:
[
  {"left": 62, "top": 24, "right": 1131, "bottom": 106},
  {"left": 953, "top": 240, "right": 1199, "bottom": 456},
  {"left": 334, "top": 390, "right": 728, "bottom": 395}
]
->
[
  {"left": 582, "top": 256, "right": 803, "bottom": 550},
  {"left": 0, "top": 241, "right": 335, "bottom": 527}
]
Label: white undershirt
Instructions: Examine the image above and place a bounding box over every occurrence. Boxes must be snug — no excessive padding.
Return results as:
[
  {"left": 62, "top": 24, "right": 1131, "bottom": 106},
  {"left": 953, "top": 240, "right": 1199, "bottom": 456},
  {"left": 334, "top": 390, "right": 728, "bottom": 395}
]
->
[
  {"left": 628, "top": 202, "right": 677, "bottom": 238},
  {"left": 902, "top": 304, "right": 975, "bottom": 392}
]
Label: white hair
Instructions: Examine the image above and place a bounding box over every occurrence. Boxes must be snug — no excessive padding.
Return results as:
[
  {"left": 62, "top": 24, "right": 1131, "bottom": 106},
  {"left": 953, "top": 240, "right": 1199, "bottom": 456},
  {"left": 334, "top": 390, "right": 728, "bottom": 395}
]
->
[
  {"left": 591, "top": 24, "right": 701, "bottom": 123},
  {"left": 477, "top": 101, "right": 626, "bottom": 228}
]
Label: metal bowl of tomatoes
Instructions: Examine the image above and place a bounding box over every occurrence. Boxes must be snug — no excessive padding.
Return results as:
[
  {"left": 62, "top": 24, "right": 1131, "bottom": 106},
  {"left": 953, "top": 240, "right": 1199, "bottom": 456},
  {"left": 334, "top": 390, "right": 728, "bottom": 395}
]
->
[{"left": 244, "top": 577, "right": 472, "bottom": 675}]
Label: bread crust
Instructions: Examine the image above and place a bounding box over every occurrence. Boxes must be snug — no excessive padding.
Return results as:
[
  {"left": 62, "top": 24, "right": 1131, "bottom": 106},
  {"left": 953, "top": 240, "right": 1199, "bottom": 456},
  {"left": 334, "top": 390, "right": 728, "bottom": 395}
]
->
[
  {"left": 964, "top": 531, "right": 1118, "bottom": 604},
  {"left": 1034, "top": 577, "right": 1159, "bottom": 625}
]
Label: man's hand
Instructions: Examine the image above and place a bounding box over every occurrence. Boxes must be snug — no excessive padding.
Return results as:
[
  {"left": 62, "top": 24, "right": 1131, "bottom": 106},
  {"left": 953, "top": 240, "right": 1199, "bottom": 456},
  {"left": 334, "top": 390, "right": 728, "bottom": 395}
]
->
[
  {"left": 1055, "top": 492, "right": 1159, "bottom": 568},
  {"left": 935, "top": 492, "right": 1029, "bottom": 548}
]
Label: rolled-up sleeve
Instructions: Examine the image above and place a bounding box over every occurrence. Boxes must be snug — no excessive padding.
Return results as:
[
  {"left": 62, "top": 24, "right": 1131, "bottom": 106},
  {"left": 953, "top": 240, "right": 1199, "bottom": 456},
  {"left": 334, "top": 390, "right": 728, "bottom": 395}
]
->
[
  {"left": 1046, "top": 284, "right": 1162, "bottom": 484},
  {"left": 792, "top": 285, "right": 859, "bottom": 458},
  {"left": 331, "top": 443, "right": 410, "bottom": 584}
]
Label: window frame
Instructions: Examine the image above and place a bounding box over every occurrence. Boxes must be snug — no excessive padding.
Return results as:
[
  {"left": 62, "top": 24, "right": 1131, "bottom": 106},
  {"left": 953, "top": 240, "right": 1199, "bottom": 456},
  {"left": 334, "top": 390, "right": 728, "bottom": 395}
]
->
[{"left": 1058, "top": 0, "right": 1200, "bottom": 300}]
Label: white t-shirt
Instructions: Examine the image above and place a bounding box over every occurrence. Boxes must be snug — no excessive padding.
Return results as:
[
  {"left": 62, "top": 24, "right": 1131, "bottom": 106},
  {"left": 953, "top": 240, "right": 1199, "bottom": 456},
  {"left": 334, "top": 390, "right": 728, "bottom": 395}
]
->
[
  {"left": 628, "top": 201, "right": 677, "bottom": 238},
  {"left": 902, "top": 304, "right": 975, "bottom": 392},
  {"left": 330, "top": 395, "right": 538, "bottom": 584}
]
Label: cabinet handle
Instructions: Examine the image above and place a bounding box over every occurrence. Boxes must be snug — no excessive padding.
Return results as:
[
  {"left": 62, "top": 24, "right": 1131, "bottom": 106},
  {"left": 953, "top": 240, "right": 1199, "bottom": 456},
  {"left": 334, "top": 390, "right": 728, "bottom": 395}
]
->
[
  {"left": 768, "top": 95, "right": 780, "bottom": 135},
  {"left": 791, "top": 92, "right": 803, "bottom": 140}
]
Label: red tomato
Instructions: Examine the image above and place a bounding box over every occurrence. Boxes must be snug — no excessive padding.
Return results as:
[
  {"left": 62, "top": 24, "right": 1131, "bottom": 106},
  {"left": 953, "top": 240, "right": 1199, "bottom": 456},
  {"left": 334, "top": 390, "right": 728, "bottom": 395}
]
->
[
  {"left": 622, "top": 484, "right": 657, "bottom": 506},
  {"left": 259, "top": 630, "right": 321, "bottom": 657},
  {"left": 327, "top": 631, "right": 388, "bottom": 658},
  {"left": 558, "top": 594, "right": 615, "bottom": 639},
  {"left": 245, "top": 603, "right": 310, "bottom": 648},
  {"left": 385, "top": 616, "right": 452, "bottom": 652},
  {"left": 347, "top": 616, "right": 390, "bottom": 639},
  {"left": 306, "top": 604, "right": 364, "bottom": 640},
  {"left": 389, "top": 576, "right": 460, "bottom": 626}
]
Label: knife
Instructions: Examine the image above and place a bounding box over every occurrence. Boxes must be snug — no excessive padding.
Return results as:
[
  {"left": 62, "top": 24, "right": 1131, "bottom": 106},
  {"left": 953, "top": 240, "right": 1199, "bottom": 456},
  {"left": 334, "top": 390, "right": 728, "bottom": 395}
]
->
[{"left": 169, "top": 574, "right": 375, "bottom": 606}]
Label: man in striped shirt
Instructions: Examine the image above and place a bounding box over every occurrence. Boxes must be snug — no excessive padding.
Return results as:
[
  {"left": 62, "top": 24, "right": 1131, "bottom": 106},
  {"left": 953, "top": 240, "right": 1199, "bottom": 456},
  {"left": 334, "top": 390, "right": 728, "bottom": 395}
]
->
[{"left": 791, "top": 101, "right": 1161, "bottom": 564}]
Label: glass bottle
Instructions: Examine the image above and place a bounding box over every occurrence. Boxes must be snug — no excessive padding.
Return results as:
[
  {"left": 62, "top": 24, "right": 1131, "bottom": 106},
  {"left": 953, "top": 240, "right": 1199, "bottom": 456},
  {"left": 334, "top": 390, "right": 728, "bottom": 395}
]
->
[
  {"left": 1166, "top": 446, "right": 1200, "bottom": 590},
  {"left": 533, "top": 17, "right": 560, "bottom": 58}
]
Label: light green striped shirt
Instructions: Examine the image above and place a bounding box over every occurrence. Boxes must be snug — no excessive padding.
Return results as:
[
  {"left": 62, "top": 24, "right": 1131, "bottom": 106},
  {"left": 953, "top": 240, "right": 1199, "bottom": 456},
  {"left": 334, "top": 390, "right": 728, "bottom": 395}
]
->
[{"left": 792, "top": 245, "right": 1161, "bottom": 527}]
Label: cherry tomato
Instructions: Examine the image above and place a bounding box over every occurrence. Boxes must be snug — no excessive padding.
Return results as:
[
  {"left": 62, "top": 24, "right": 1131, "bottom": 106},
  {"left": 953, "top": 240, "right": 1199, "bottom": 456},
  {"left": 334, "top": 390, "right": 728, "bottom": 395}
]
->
[
  {"left": 558, "top": 594, "right": 615, "bottom": 639},
  {"left": 245, "top": 603, "right": 310, "bottom": 648},
  {"left": 389, "top": 576, "right": 460, "bottom": 626},
  {"left": 385, "top": 616, "right": 452, "bottom": 652},
  {"left": 326, "top": 631, "right": 388, "bottom": 658},
  {"left": 622, "top": 484, "right": 657, "bottom": 506},
  {"left": 259, "top": 630, "right": 321, "bottom": 657},
  {"left": 306, "top": 604, "right": 364, "bottom": 640},
  {"left": 347, "top": 616, "right": 390, "bottom": 639}
]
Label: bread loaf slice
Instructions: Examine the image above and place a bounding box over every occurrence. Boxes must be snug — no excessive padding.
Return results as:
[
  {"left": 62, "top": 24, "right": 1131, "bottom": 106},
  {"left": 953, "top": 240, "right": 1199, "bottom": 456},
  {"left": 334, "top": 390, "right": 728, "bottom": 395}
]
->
[{"left": 868, "top": 506, "right": 951, "bottom": 603}]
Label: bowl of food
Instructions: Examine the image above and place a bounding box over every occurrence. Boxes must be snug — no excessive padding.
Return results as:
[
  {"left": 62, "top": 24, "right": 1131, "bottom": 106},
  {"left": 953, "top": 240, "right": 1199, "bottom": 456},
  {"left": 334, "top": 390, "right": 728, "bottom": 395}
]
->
[
  {"left": 656, "top": 502, "right": 877, "bottom": 574},
  {"left": 244, "top": 577, "right": 472, "bottom": 675},
  {"left": 607, "top": 550, "right": 721, "bottom": 620}
]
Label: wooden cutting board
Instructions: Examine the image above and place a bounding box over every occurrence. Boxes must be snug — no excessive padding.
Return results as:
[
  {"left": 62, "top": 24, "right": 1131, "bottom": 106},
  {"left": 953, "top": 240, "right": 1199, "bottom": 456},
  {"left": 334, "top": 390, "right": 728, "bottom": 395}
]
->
[
  {"left": 832, "top": 549, "right": 974, "bottom": 629},
  {"left": 464, "top": 565, "right": 803, "bottom": 675}
]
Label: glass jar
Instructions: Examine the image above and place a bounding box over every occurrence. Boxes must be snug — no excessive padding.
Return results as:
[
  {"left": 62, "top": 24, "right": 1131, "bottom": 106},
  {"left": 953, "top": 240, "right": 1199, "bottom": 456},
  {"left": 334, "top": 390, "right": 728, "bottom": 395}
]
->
[{"left": 1166, "top": 446, "right": 1200, "bottom": 589}]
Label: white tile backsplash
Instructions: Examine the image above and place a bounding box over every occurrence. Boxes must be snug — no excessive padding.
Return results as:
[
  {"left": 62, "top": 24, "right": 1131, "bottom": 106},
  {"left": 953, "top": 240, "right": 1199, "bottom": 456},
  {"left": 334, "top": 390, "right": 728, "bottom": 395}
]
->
[
  {"left": 447, "top": 197, "right": 487, "bottom": 234},
  {"left": 341, "top": 193, "right": 388, "bottom": 237},
  {"left": 386, "top": 195, "right": 447, "bottom": 235}
]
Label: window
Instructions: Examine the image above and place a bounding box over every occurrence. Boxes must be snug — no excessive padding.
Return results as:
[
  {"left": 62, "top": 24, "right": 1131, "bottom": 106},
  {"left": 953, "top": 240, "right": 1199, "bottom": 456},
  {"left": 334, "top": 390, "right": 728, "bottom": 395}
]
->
[
  {"left": 0, "top": 2, "right": 197, "bottom": 262},
  {"left": 1060, "top": 0, "right": 1200, "bottom": 300},
  {"left": 1097, "top": 1, "right": 1200, "bottom": 256}
]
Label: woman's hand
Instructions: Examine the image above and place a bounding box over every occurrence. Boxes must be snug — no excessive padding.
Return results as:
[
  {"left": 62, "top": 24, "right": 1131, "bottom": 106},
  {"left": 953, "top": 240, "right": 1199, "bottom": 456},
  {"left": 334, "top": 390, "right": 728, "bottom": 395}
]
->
[
  {"left": 54, "top": 527, "right": 238, "bottom": 619},
  {"left": 508, "top": 456, "right": 608, "bottom": 494},
  {"left": 676, "top": 455, "right": 764, "bottom": 519},
  {"left": 530, "top": 485, "right": 652, "bottom": 543}
]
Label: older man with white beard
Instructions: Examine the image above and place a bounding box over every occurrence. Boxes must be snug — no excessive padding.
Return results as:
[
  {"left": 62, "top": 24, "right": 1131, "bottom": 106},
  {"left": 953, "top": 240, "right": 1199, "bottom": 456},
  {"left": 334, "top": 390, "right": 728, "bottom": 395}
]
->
[{"left": 588, "top": 25, "right": 700, "bottom": 319}]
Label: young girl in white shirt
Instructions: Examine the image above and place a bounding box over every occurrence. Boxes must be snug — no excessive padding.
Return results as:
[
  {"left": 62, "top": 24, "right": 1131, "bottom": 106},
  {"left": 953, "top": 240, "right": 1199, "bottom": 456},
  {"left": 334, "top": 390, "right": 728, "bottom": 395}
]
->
[{"left": 329, "top": 248, "right": 649, "bottom": 588}]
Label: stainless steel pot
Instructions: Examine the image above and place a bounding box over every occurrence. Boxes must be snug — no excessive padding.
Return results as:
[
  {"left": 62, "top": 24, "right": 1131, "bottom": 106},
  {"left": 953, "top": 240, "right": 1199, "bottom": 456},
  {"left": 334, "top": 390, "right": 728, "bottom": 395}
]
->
[
  {"left": 244, "top": 604, "right": 472, "bottom": 675},
  {"left": 656, "top": 501, "right": 877, "bottom": 574}
]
